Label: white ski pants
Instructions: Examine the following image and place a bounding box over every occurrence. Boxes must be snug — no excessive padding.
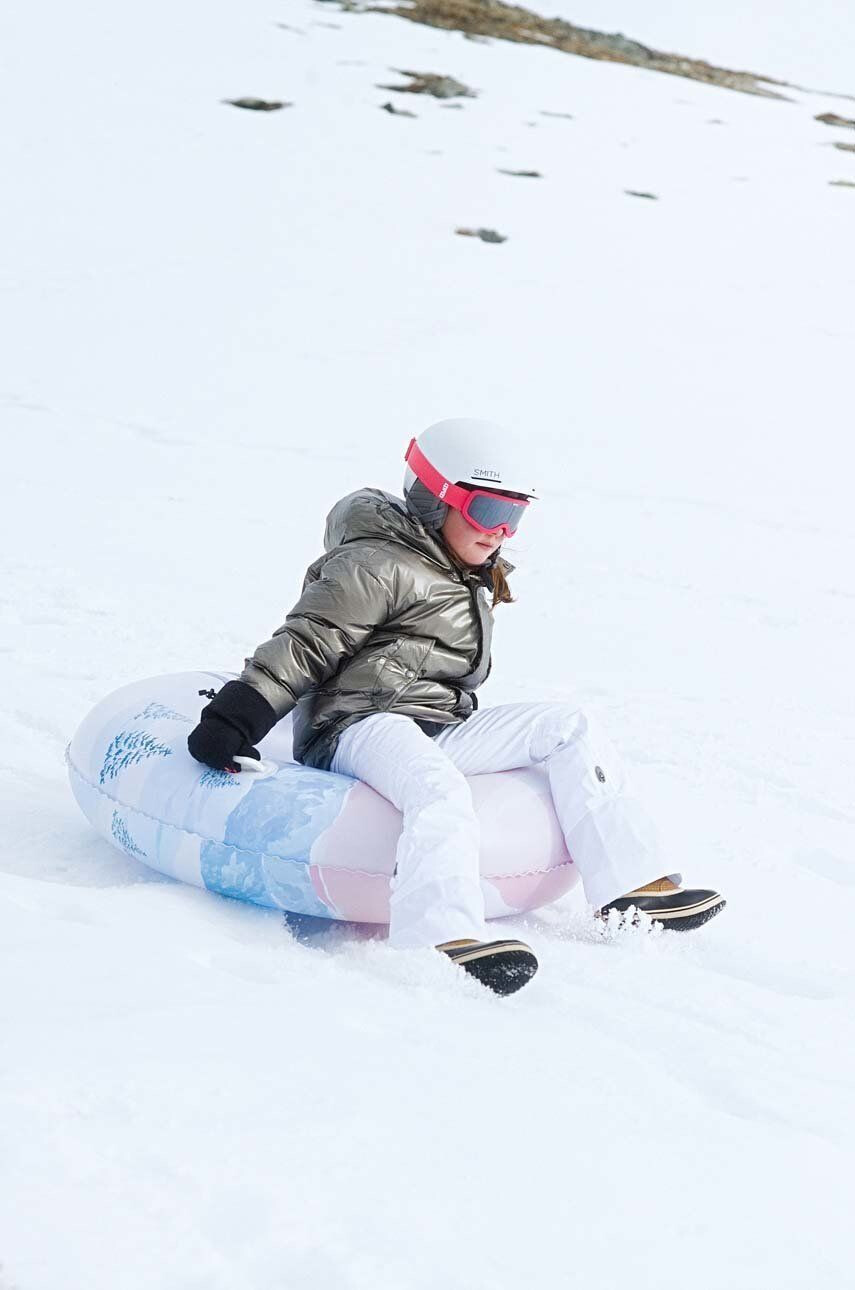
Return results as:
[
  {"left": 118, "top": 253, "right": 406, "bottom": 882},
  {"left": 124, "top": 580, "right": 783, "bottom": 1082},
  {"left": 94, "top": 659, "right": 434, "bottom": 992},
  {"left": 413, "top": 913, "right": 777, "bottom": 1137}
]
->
[{"left": 330, "top": 702, "right": 672, "bottom": 950}]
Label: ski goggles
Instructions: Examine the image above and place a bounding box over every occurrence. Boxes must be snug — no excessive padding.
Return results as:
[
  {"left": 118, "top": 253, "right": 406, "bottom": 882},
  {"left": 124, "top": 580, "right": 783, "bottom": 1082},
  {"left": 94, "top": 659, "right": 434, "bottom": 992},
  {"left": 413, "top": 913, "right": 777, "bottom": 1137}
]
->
[{"left": 405, "top": 438, "right": 530, "bottom": 536}]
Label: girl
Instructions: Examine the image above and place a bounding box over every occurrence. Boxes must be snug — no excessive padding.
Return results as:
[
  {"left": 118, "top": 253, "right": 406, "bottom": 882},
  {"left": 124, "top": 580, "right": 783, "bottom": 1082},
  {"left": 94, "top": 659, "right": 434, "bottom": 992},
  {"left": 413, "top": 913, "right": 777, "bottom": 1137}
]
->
[{"left": 188, "top": 418, "right": 725, "bottom": 995}]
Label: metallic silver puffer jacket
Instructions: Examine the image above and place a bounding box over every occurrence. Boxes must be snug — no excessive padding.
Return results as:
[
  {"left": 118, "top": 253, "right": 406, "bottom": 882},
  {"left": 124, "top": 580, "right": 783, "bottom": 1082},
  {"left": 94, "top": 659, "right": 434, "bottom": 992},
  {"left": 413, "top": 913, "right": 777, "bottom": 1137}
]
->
[{"left": 239, "top": 488, "right": 510, "bottom": 770}]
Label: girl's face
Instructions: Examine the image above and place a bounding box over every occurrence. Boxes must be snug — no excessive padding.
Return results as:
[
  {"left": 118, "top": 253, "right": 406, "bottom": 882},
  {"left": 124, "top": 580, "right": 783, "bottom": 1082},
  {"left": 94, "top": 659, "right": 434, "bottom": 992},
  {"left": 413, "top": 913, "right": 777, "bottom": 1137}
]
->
[{"left": 440, "top": 507, "right": 504, "bottom": 566}]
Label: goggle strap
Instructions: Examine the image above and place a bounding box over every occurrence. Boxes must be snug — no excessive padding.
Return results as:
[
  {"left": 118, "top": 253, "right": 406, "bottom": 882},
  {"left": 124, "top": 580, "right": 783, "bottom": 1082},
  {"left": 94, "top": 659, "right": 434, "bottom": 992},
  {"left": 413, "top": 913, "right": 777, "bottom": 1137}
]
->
[{"left": 404, "top": 438, "right": 471, "bottom": 511}]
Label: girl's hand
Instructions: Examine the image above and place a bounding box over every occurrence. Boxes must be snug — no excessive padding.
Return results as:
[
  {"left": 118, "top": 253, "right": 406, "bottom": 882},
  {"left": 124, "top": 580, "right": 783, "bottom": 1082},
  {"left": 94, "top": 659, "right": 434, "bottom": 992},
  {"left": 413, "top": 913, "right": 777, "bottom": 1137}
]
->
[
  {"left": 187, "top": 713, "right": 261, "bottom": 773},
  {"left": 186, "top": 680, "right": 276, "bottom": 773}
]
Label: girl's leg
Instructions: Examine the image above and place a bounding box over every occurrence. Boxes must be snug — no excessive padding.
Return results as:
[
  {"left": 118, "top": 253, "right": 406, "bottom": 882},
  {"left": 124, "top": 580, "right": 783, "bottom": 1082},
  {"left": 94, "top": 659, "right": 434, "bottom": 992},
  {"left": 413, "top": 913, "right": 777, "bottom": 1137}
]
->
[
  {"left": 330, "top": 713, "right": 490, "bottom": 949},
  {"left": 435, "top": 702, "right": 669, "bottom": 910}
]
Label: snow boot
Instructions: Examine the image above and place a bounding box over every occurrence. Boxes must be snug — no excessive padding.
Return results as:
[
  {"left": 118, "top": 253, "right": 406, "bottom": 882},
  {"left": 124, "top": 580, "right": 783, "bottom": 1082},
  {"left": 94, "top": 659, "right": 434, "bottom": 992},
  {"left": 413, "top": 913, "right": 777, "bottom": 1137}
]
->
[
  {"left": 437, "top": 938, "right": 538, "bottom": 995},
  {"left": 598, "top": 877, "right": 725, "bottom": 930}
]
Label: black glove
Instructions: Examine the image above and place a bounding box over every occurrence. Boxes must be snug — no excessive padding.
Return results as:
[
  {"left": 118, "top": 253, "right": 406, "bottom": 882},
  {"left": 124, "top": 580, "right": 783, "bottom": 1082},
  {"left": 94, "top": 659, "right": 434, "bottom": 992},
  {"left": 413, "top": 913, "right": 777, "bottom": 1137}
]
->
[{"left": 187, "top": 680, "right": 277, "bottom": 773}]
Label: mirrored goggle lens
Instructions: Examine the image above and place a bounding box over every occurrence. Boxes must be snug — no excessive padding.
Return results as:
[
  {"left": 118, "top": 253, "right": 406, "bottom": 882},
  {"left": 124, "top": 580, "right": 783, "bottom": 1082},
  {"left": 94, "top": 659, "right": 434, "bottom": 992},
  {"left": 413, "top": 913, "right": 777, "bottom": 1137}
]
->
[{"left": 464, "top": 493, "right": 527, "bottom": 533}]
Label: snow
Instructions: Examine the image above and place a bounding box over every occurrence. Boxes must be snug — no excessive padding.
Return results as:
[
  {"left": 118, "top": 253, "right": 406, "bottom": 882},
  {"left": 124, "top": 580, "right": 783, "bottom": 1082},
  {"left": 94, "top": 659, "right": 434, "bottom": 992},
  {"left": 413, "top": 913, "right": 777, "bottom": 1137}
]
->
[{"left": 1, "top": 0, "right": 854, "bottom": 1286}]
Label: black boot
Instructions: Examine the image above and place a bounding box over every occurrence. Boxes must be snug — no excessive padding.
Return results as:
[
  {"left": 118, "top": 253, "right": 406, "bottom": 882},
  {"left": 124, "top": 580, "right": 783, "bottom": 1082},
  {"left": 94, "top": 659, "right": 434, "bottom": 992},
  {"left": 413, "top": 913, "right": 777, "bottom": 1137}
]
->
[
  {"left": 598, "top": 877, "right": 726, "bottom": 931},
  {"left": 437, "top": 939, "right": 539, "bottom": 995}
]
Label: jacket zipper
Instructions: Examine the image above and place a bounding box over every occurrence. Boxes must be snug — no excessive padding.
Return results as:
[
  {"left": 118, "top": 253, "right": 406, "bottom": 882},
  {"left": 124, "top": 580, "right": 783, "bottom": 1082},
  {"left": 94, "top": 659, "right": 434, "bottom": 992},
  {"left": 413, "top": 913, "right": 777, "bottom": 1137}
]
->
[{"left": 461, "top": 574, "right": 489, "bottom": 698}]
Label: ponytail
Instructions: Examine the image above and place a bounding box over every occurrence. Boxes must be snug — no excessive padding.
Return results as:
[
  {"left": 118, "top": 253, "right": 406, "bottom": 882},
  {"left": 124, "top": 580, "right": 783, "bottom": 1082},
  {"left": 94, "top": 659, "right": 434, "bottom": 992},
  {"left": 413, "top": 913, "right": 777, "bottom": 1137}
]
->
[{"left": 490, "top": 563, "right": 515, "bottom": 608}]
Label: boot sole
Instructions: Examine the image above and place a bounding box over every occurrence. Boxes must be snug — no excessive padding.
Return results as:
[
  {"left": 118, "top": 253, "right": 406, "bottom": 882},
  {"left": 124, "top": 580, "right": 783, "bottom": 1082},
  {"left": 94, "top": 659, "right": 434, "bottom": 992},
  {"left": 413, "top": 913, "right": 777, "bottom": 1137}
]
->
[
  {"left": 602, "top": 895, "right": 727, "bottom": 931},
  {"left": 442, "top": 942, "right": 539, "bottom": 996},
  {"left": 652, "top": 897, "right": 726, "bottom": 931}
]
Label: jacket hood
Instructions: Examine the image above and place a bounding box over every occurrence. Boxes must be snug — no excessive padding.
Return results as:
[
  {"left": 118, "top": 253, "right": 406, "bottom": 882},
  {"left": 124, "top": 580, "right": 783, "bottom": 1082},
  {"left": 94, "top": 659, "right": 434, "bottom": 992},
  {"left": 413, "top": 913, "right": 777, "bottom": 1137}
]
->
[
  {"left": 324, "top": 489, "right": 420, "bottom": 550},
  {"left": 323, "top": 488, "right": 514, "bottom": 583}
]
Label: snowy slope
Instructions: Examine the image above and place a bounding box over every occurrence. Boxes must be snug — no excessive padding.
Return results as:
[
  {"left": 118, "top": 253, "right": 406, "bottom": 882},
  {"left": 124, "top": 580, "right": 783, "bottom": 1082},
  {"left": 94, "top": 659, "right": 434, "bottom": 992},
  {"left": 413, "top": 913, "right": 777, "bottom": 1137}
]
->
[{"left": 1, "top": 1, "right": 854, "bottom": 1287}]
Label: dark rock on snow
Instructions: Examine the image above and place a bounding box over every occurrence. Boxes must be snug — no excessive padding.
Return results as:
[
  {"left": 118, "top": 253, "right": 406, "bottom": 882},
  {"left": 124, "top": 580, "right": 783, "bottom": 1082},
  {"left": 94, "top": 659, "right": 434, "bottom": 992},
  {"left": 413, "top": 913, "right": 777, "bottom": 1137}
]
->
[
  {"left": 377, "top": 69, "right": 478, "bottom": 98},
  {"left": 816, "top": 112, "right": 855, "bottom": 129},
  {"left": 380, "top": 100, "right": 417, "bottom": 116},
  {"left": 455, "top": 226, "right": 508, "bottom": 242},
  {"left": 223, "top": 98, "right": 292, "bottom": 111}
]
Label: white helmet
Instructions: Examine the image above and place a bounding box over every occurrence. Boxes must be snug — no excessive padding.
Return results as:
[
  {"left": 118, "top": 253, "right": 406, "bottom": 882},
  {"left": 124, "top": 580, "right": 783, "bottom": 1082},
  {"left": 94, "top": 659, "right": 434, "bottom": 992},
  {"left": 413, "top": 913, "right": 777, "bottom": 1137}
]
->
[{"left": 403, "top": 418, "right": 538, "bottom": 532}]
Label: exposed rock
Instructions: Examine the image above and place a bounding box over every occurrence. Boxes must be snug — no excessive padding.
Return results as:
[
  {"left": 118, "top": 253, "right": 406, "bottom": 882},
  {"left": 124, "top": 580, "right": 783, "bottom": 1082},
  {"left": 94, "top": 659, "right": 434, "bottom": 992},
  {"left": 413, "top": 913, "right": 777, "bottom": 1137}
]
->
[
  {"left": 377, "top": 69, "right": 478, "bottom": 98},
  {"left": 540, "top": 110, "right": 574, "bottom": 119},
  {"left": 831, "top": 140, "right": 855, "bottom": 153},
  {"left": 456, "top": 226, "right": 507, "bottom": 242},
  {"left": 497, "top": 167, "right": 542, "bottom": 177},
  {"left": 223, "top": 98, "right": 291, "bottom": 111},
  {"left": 380, "top": 100, "right": 417, "bottom": 117},
  {"left": 625, "top": 189, "right": 658, "bottom": 200},
  {"left": 816, "top": 113, "right": 855, "bottom": 129},
  {"left": 829, "top": 179, "right": 855, "bottom": 187},
  {"left": 351, "top": 0, "right": 796, "bottom": 98}
]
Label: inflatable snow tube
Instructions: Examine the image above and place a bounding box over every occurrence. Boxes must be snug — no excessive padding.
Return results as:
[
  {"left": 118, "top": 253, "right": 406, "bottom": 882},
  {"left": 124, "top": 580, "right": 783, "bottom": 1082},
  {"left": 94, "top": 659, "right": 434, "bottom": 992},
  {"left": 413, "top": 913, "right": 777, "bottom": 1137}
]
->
[{"left": 66, "top": 671, "right": 579, "bottom": 923}]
